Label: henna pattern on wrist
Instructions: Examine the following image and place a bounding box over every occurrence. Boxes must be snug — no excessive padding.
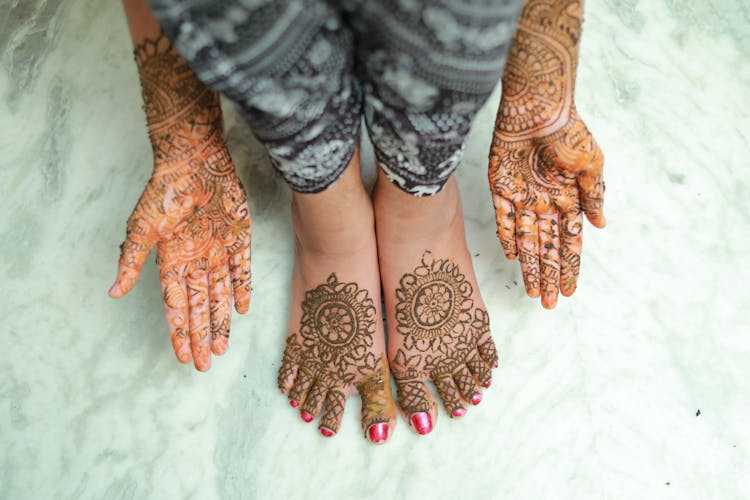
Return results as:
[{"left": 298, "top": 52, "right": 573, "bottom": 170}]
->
[
  {"left": 391, "top": 252, "right": 497, "bottom": 417},
  {"left": 134, "top": 33, "right": 223, "bottom": 165},
  {"left": 488, "top": 0, "right": 604, "bottom": 307},
  {"left": 278, "top": 274, "right": 394, "bottom": 436}
]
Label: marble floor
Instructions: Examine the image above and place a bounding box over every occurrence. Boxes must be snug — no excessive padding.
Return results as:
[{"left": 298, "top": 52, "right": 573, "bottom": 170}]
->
[{"left": 1, "top": 0, "right": 749, "bottom": 499}]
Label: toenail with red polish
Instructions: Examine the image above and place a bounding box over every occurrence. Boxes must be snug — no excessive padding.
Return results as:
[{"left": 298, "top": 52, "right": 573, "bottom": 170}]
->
[
  {"left": 289, "top": 399, "right": 300, "bottom": 408},
  {"left": 368, "top": 423, "right": 389, "bottom": 444},
  {"left": 320, "top": 427, "right": 335, "bottom": 437},
  {"left": 452, "top": 407, "right": 466, "bottom": 417},
  {"left": 300, "top": 411, "right": 313, "bottom": 423},
  {"left": 484, "top": 379, "right": 492, "bottom": 388},
  {"left": 471, "top": 393, "right": 482, "bottom": 406},
  {"left": 410, "top": 412, "right": 432, "bottom": 435}
]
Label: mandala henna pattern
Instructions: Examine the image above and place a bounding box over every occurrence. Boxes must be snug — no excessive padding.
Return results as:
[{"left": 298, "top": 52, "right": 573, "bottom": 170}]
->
[
  {"left": 391, "top": 252, "right": 497, "bottom": 417},
  {"left": 113, "top": 31, "right": 252, "bottom": 370},
  {"left": 278, "top": 274, "right": 394, "bottom": 436},
  {"left": 488, "top": 0, "right": 605, "bottom": 308}
]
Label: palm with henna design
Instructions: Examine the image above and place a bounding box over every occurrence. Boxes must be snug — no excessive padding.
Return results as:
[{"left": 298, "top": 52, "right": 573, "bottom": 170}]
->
[
  {"left": 109, "top": 32, "right": 251, "bottom": 371},
  {"left": 488, "top": 0, "right": 605, "bottom": 309}
]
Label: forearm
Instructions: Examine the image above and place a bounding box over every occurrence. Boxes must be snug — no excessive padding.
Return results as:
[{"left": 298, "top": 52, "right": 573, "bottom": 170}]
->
[
  {"left": 500, "top": 0, "right": 585, "bottom": 138},
  {"left": 121, "top": 0, "right": 224, "bottom": 165}
]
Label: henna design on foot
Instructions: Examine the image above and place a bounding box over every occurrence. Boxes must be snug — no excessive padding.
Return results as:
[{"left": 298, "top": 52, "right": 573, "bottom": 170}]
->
[
  {"left": 390, "top": 252, "right": 497, "bottom": 425},
  {"left": 278, "top": 274, "right": 396, "bottom": 442}
]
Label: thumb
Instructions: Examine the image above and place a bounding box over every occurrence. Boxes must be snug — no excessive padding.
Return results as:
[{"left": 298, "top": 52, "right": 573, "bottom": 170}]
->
[{"left": 109, "top": 216, "right": 156, "bottom": 298}]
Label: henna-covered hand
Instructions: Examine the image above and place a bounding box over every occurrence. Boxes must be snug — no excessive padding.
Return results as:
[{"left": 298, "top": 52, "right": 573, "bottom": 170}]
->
[
  {"left": 489, "top": 0, "right": 605, "bottom": 309},
  {"left": 109, "top": 32, "right": 252, "bottom": 371}
]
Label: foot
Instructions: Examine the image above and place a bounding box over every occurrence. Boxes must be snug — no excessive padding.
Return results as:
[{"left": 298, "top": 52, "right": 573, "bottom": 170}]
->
[
  {"left": 373, "top": 170, "right": 499, "bottom": 436},
  {"left": 277, "top": 152, "right": 397, "bottom": 444}
]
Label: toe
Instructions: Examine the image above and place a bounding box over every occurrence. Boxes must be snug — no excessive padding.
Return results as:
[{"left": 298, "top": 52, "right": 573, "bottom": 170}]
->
[
  {"left": 472, "top": 309, "right": 499, "bottom": 368},
  {"left": 478, "top": 337, "right": 500, "bottom": 369},
  {"left": 359, "top": 375, "right": 398, "bottom": 445},
  {"left": 394, "top": 378, "right": 438, "bottom": 435},
  {"left": 278, "top": 334, "right": 301, "bottom": 394},
  {"left": 434, "top": 374, "right": 465, "bottom": 418},
  {"left": 300, "top": 380, "right": 327, "bottom": 423},
  {"left": 287, "top": 365, "right": 314, "bottom": 408},
  {"left": 466, "top": 352, "right": 493, "bottom": 389},
  {"left": 319, "top": 389, "right": 346, "bottom": 437},
  {"left": 453, "top": 365, "right": 482, "bottom": 406}
]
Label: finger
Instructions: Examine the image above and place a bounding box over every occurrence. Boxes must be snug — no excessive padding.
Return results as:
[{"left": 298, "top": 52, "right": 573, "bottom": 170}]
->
[
  {"left": 225, "top": 190, "right": 252, "bottom": 314},
  {"left": 492, "top": 194, "right": 517, "bottom": 259},
  {"left": 577, "top": 145, "right": 606, "bottom": 228},
  {"left": 560, "top": 209, "right": 583, "bottom": 297},
  {"left": 515, "top": 208, "right": 540, "bottom": 298},
  {"left": 186, "top": 267, "right": 212, "bottom": 371},
  {"left": 228, "top": 229, "right": 251, "bottom": 314},
  {"left": 109, "top": 212, "right": 156, "bottom": 298},
  {"left": 538, "top": 213, "right": 561, "bottom": 309},
  {"left": 161, "top": 270, "right": 191, "bottom": 364},
  {"left": 209, "top": 263, "right": 232, "bottom": 355}
]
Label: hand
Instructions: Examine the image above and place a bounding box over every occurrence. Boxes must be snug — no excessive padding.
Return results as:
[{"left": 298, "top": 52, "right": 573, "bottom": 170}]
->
[
  {"left": 109, "top": 140, "right": 252, "bottom": 370},
  {"left": 109, "top": 32, "right": 251, "bottom": 370},
  {"left": 489, "top": 106, "right": 604, "bottom": 308}
]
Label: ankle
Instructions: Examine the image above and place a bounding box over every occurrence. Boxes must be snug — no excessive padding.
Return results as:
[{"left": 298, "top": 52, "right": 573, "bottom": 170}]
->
[
  {"left": 373, "top": 170, "right": 461, "bottom": 241},
  {"left": 291, "top": 162, "right": 376, "bottom": 255}
]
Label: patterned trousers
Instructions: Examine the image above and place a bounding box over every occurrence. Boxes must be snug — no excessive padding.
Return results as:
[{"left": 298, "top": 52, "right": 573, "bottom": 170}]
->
[{"left": 149, "top": 0, "right": 523, "bottom": 195}]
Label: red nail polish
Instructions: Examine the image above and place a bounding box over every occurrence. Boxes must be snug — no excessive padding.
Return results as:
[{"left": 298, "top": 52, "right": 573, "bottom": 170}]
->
[
  {"left": 452, "top": 407, "right": 466, "bottom": 418},
  {"left": 471, "top": 393, "right": 482, "bottom": 406},
  {"left": 300, "top": 411, "right": 313, "bottom": 423},
  {"left": 410, "top": 412, "right": 432, "bottom": 435},
  {"left": 368, "top": 423, "right": 389, "bottom": 444},
  {"left": 484, "top": 379, "right": 492, "bottom": 388},
  {"left": 289, "top": 399, "right": 300, "bottom": 408},
  {"left": 493, "top": 360, "right": 499, "bottom": 368},
  {"left": 320, "top": 427, "right": 334, "bottom": 437}
]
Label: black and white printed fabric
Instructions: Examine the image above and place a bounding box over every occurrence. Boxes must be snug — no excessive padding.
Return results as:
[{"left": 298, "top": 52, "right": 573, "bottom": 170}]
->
[{"left": 149, "top": 0, "right": 523, "bottom": 195}]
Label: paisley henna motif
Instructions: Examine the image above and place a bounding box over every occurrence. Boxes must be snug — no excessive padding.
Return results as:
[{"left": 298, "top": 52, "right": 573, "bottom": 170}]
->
[
  {"left": 488, "top": 0, "right": 605, "bottom": 309},
  {"left": 110, "top": 31, "right": 252, "bottom": 371}
]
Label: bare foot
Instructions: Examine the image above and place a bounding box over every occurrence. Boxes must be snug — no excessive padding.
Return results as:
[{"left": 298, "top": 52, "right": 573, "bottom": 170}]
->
[
  {"left": 277, "top": 151, "right": 397, "bottom": 444},
  {"left": 373, "top": 170, "right": 499, "bottom": 436}
]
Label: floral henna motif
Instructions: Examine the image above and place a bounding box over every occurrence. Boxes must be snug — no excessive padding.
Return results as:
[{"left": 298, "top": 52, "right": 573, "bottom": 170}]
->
[
  {"left": 391, "top": 252, "right": 497, "bottom": 417},
  {"left": 488, "top": 0, "right": 605, "bottom": 309},
  {"left": 278, "top": 274, "right": 395, "bottom": 438},
  {"left": 111, "top": 31, "right": 252, "bottom": 370}
]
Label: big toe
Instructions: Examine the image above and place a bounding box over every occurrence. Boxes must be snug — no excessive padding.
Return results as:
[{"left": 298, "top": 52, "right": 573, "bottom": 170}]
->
[
  {"left": 395, "top": 378, "right": 438, "bottom": 435},
  {"left": 359, "top": 378, "right": 398, "bottom": 445}
]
